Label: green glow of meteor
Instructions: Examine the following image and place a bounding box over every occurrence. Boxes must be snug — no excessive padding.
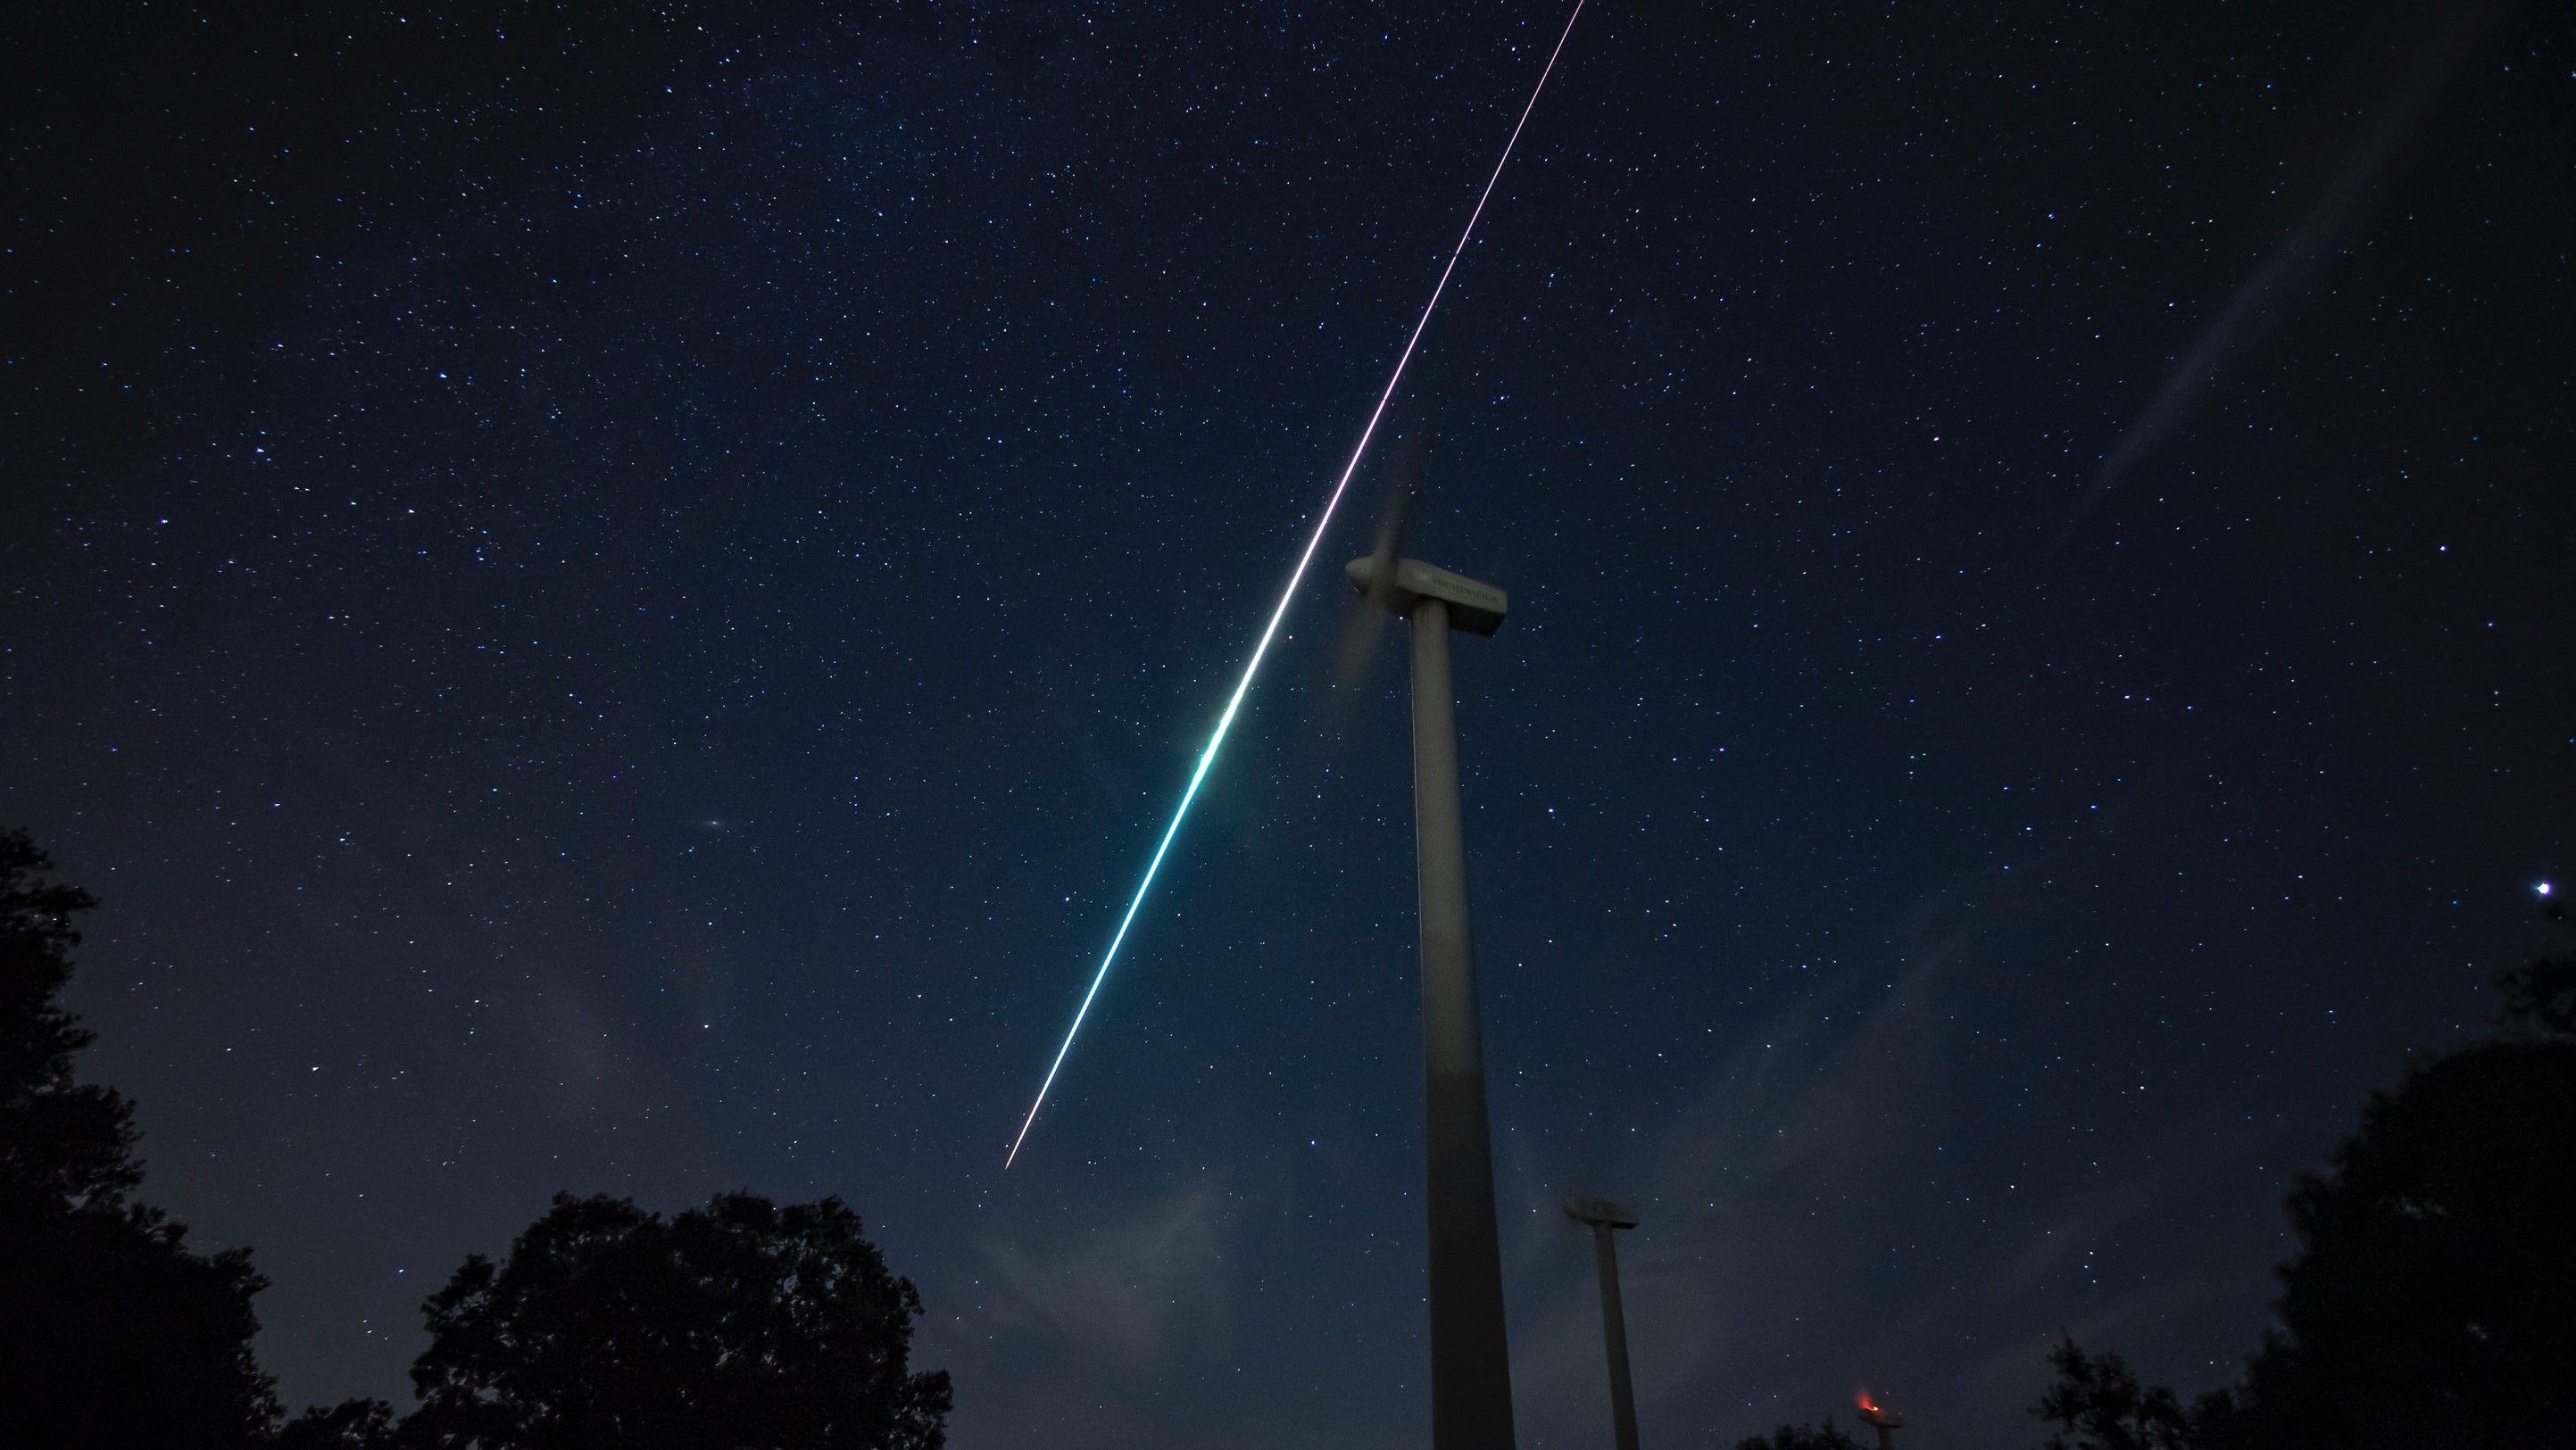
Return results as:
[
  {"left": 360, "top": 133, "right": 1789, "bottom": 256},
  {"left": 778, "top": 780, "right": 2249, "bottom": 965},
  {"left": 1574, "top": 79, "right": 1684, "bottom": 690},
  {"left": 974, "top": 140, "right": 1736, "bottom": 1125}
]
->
[{"left": 1004, "top": 0, "right": 1587, "bottom": 1168}]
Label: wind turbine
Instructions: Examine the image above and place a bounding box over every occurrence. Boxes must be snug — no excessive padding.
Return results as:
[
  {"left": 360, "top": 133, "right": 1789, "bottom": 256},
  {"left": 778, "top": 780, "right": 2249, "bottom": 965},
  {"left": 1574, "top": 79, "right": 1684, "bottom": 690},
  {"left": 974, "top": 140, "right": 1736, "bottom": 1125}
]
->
[
  {"left": 1347, "top": 538, "right": 1517, "bottom": 1450},
  {"left": 1566, "top": 1198, "right": 1642, "bottom": 1450}
]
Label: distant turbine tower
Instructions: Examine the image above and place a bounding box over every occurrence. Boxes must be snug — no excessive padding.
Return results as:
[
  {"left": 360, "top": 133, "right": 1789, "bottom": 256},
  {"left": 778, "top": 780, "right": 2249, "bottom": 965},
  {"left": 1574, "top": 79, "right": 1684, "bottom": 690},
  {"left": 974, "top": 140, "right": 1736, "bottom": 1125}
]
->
[
  {"left": 1349, "top": 549, "right": 1516, "bottom": 1450},
  {"left": 1567, "top": 1198, "right": 1642, "bottom": 1450}
]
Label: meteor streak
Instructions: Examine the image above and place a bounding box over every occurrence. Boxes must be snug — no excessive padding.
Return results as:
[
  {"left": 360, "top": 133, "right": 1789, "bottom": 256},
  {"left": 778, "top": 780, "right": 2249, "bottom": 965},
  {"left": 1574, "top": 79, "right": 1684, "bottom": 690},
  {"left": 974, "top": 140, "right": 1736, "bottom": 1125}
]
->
[{"left": 1003, "top": 0, "right": 1589, "bottom": 1169}]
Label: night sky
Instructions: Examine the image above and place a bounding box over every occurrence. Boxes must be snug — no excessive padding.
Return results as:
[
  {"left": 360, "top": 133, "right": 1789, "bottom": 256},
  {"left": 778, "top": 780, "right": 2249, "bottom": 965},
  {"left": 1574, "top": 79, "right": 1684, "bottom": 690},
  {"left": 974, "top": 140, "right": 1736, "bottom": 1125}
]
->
[{"left": 4, "top": 3, "right": 2570, "bottom": 1446}]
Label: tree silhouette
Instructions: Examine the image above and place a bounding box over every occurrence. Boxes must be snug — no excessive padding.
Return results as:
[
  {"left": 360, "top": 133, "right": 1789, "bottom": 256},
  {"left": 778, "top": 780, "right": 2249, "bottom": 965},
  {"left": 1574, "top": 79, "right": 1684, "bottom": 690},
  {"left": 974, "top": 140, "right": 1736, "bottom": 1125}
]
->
[
  {"left": 2496, "top": 947, "right": 2574, "bottom": 1036},
  {"left": 401, "top": 1189, "right": 951, "bottom": 1449},
  {"left": 0, "top": 825, "right": 135, "bottom": 1204},
  {"left": 2034, "top": 950, "right": 2576, "bottom": 1450},
  {"left": 271, "top": 1396, "right": 400, "bottom": 1449},
  {"left": 2233, "top": 1013, "right": 2576, "bottom": 1446},
  {"left": 1734, "top": 1418, "right": 1867, "bottom": 1450},
  {"left": 0, "top": 828, "right": 282, "bottom": 1446},
  {"left": 2033, "top": 1340, "right": 2231, "bottom": 1450},
  {"left": 0, "top": 827, "right": 951, "bottom": 1449}
]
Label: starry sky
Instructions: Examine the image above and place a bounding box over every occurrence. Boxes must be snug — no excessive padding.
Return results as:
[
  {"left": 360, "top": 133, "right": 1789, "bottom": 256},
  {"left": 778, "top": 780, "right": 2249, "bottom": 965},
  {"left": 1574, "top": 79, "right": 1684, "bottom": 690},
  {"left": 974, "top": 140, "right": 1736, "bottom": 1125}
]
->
[{"left": 4, "top": 3, "right": 2570, "bottom": 1446}]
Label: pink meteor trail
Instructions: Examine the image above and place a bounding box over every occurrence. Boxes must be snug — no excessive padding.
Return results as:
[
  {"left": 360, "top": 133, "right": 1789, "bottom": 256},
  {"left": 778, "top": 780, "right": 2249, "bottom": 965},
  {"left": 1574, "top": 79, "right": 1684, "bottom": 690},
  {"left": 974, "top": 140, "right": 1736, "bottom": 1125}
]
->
[{"left": 1006, "top": 0, "right": 1588, "bottom": 1169}]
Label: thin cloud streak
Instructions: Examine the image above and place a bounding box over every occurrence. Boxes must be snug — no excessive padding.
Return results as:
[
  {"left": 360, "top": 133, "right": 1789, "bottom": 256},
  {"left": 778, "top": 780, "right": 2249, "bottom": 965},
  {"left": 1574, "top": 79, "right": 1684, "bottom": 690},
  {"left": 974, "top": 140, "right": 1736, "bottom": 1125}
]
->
[{"left": 2084, "top": 0, "right": 2511, "bottom": 506}]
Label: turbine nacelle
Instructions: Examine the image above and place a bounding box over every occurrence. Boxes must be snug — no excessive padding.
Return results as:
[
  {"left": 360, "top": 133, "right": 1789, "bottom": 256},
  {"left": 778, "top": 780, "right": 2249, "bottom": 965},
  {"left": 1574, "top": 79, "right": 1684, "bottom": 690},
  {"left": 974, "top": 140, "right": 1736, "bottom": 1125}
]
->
[
  {"left": 1345, "top": 554, "right": 1509, "bottom": 636},
  {"left": 1565, "top": 1198, "right": 1638, "bottom": 1230},
  {"left": 1856, "top": 1393, "right": 1907, "bottom": 1434}
]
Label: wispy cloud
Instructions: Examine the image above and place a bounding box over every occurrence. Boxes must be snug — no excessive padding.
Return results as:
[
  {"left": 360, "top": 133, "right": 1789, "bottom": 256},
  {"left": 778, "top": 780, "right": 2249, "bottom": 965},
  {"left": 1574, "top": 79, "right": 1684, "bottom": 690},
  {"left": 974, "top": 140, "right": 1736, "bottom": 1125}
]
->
[
  {"left": 2084, "top": 0, "right": 2511, "bottom": 506},
  {"left": 976, "top": 1183, "right": 1233, "bottom": 1370},
  {"left": 1497, "top": 876, "right": 2314, "bottom": 1446}
]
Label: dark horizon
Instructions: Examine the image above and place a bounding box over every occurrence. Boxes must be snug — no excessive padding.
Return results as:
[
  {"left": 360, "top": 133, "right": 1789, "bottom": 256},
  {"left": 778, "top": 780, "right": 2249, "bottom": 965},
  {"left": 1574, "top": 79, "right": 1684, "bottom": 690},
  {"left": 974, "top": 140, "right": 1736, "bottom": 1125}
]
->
[{"left": 4, "top": 3, "right": 2569, "bottom": 1446}]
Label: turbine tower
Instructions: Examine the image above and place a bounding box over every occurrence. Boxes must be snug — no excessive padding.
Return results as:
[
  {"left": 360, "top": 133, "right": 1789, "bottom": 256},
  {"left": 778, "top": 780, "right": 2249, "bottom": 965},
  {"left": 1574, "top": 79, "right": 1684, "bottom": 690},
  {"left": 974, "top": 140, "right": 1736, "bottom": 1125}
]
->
[
  {"left": 1566, "top": 1198, "right": 1642, "bottom": 1450},
  {"left": 1348, "top": 550, "right": 1516, "bottom": 1450}
]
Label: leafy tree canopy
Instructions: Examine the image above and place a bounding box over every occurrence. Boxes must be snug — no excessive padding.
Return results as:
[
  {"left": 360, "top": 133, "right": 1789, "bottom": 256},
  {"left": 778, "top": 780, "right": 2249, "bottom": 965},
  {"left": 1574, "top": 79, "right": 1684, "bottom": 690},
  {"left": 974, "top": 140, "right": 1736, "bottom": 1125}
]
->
[
  {"left": 1736, "top": 1417, "right": 1868, "bottom": 1450},
  {"left": 2241, "top": 1027, "right": 2576, "bottom": 1446},
  {"left": 2034, "top": 1340, "right": 2234, "bottom": 1450},
  {"left": 2034, "top": 949, "right": 2576, "bottom": 1450},
  {"left": 272, "top": 1396, "right": 401, "bottom": 1449},
  {"left": 403, "top": 1189, "right": 951, "bottom": 1450},
  {"left": 0, "top": 829, "right": 280, "bottom": 1446},
  {"left": 0, "top": 825, "right": 137, "bottom": 1207},
  {"left": 0, "top": 828, "right": 952, "bottom": 1450}
]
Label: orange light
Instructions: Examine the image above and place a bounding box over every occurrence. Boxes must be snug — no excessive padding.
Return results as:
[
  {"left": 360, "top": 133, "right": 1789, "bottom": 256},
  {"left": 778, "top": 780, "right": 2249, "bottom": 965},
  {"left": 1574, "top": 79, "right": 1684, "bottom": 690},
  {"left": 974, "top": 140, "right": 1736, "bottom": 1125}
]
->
[{"left": 1857, "top": 1391, "right": 1878, "bottom": 1413}]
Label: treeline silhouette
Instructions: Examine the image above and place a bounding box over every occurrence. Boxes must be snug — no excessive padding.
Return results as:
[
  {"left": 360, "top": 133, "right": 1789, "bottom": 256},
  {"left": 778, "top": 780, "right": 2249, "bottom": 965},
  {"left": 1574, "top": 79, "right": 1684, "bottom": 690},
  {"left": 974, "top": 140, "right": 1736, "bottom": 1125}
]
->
[
  {"left": 12, "top": 824, "right": 2572, "bottom": 1450},
  {"left": 2026, "top": 937, "right": 2574, "bottom": 1450},
  {"left": 0, "top": 829, "right": 948, "bottom": 1449},
  {"left": 1740, "top": 917, "right": 2576, "bottom": 1450}
]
